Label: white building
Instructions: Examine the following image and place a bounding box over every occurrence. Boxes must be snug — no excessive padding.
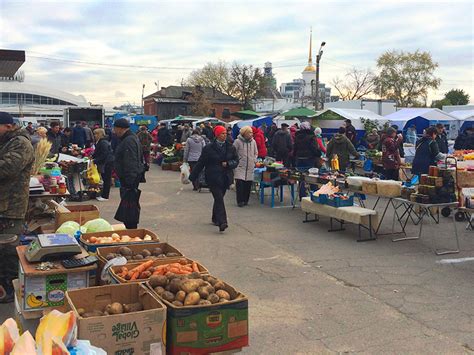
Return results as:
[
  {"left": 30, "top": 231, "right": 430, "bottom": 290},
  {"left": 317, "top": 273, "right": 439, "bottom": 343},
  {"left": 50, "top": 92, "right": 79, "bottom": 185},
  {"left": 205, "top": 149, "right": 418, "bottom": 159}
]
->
[
  {"left": 0, "top": 77, "right": 90, "bottom": 122},
  {"left": 279, "top": 30, "right": 333, "bottom": 105},
  {"left": 325, "top": 99, "right": 397, "bottom": 116}
]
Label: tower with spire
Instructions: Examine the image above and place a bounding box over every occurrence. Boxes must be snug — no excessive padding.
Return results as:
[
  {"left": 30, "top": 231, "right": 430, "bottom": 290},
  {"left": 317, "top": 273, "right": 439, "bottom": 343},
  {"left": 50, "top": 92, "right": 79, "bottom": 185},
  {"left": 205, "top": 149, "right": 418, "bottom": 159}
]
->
[{"left": 301, "top": 28, "right": 316, "bottom": 98}]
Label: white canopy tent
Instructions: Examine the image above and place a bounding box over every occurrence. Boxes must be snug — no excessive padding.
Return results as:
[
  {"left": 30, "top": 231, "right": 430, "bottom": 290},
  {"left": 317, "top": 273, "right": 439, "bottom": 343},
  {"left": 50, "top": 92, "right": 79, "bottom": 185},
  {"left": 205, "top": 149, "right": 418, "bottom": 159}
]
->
[{"left": 450, "top": 110, "right": 474, "bottom": 131}]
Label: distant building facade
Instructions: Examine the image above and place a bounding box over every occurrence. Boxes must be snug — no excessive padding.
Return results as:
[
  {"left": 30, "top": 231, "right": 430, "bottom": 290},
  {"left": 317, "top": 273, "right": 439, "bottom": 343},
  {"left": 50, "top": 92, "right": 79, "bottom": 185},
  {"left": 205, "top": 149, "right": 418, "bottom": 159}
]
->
[
  {"left": 325, "top": 99, "right": 397, "bottom": 116},
  {"left": 143, "top": 86, "right": 242, "bottom": 121}
]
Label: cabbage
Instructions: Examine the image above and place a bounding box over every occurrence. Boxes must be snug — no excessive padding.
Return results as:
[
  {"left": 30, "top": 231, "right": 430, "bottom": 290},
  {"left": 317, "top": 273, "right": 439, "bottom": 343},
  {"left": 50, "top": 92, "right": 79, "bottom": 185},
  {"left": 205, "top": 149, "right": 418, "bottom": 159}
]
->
[
  {"left": 56, "top": 221, "right": 80, "bottom": 236},
  {"left": 82, "top": 218, "right": 112, "bottom": 233}
]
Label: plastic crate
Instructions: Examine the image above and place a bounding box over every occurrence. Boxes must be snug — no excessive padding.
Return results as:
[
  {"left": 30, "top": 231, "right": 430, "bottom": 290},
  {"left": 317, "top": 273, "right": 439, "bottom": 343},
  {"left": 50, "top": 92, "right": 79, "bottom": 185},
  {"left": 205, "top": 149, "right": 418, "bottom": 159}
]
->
[{"left": 326, "top": 195, "right": 354, "bottom": 207}]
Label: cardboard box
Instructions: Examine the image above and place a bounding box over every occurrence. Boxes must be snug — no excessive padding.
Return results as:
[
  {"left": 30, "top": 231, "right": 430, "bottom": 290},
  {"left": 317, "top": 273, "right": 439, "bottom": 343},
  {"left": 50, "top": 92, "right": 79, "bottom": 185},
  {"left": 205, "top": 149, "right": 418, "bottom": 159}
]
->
[
  {"left": 96, "top": 242, "right": 184, "bottom": 285},
  {"left": 148, "top": 279, "right": 249, "bottom": 354},
  {"left": 80, "top": 229, "right": 159, "bottom": 253},
  {"left": 66, "top": 283, "right": 166, "bottom": 355},
  {"left": 55, "top": 204, "right": 100, "bottom": 229},
  {"left": 109, "top": 257, "right": 208, "bottom": 284},
  {"left": 17, "top": 245, "right": 95, "bottom": 312}
]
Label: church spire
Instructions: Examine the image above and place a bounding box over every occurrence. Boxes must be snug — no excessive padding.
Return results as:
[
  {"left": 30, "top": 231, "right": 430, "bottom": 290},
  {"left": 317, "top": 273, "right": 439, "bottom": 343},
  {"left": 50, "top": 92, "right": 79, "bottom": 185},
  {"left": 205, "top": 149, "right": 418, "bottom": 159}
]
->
[{"left": 308, "top": 27, "right": 313, "bottom": 66}]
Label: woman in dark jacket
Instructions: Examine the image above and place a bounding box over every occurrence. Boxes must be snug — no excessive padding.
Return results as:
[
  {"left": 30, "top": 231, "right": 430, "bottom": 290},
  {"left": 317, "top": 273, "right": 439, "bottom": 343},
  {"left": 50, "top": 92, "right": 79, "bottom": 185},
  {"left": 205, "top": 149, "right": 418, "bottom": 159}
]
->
[
  {"left": 293, "top": 122, "right": 321, "bottom": 168},
  {"left": 92, "top": 128, "right": 114, "bottom": 201},
  {"left": 412, "top": 127, "right": 446, "bottom": 176},
  {"left": 190, "top": 126, "right": 238, "bottom": 232}
]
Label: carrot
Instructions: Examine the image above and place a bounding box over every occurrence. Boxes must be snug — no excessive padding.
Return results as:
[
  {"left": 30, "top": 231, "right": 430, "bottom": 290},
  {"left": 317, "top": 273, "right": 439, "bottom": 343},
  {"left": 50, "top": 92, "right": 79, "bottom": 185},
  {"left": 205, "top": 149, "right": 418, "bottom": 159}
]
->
[
  {"left": 130, "top": 271, "right": 139, "bottom": 280},
  {"left": 192, "top": 262, "right": 199, "bottom": 273}
]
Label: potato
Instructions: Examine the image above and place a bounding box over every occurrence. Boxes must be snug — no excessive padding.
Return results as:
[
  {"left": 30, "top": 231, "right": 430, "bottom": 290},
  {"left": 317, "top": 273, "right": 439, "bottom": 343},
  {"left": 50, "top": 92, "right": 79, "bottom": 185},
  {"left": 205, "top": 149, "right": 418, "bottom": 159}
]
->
[
  {"left": 161, "top": 291, "right": 175, "bottom": 302},
  {"left": 152, "top": 247, "right": 163, "bottom": 256},
  {"left": 166, "top": 252, "right": 179, "bottom": 257},
  {"left": 125, "top": 255, "right": 132, "bottom": 260},
  {"left": 175, "top": 291, "right": 186, "bottom": 303},
  {"left": 180, "top": 279, "right": 203, "bottom": 293},
  {"left": 118, "top": 246, "right": 132, "bottom": 256},
  {"left": 168, "top": 278, "right": 183, "bottom": 294},
  {"left": 133, "top": 254, "right": 144, "bottom": 260},
  {"left": 172, "top": 300, "right": 184, "bottom": 307},
  {"left": 219, "top": 298, "right": 229, "bottom": 303},
  {"left": 141, "top": 249, "right": 152, "bottom": 257},
  {"left": 105, "top": 302, "right": 124, "bottom": 315},
  {"left": 123, "top": 302, "right": 143, "bottom": 313},
  {"left": 197, "top": 286, "right": 210, "bottom": 299},
  {"left": 213, "top": 281, "right": 225, "bottom": 290},
  {"left": 206, "top": 276, "right": 218, "bottom": 286},
  {"left": 207, "top": 293, "right": 220, "bottom": 304},
  {"left": 216, "top": 290, "right": 230, "bottom": 300},
  {"left": 184, "top": 292, "right": 201, "bottom": 306},
  {"left": 198, "top": 300, "right": 212, "bottom": 305},
  {"left": 76, "top": 308, "right": 86, "bottom": 316},
  {"left": 149, "top": 275, "right": 168, "bottom": 288},
  {"left": 188, "top": 272, "right": 202, "bottom": 279},
  {"left": 82, "top": 310, "right": 104, "bottom": 318},
  {"left": 139, "top": 271, "right": 152, "bottom": 279},
  {"left": 105, "top": 253, "right": 117, "bottom": 260},
  {"left": 153, "top": 286, "right": 165, "bottom": 296}
]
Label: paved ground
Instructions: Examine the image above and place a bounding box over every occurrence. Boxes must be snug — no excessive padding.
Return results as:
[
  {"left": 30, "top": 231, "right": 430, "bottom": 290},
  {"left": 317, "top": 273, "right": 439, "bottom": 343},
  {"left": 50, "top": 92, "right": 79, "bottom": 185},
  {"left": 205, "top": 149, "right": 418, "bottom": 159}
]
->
[{"left": 4, "top": 165, "right": 474, "bottom": 353}]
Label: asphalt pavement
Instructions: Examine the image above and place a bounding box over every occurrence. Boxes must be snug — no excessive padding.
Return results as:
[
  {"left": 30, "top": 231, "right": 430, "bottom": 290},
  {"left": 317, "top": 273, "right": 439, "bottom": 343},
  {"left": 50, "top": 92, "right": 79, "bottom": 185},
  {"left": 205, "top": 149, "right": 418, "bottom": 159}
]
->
[{"left": 3, "top": 165, "right": 474, "bottom": 353}]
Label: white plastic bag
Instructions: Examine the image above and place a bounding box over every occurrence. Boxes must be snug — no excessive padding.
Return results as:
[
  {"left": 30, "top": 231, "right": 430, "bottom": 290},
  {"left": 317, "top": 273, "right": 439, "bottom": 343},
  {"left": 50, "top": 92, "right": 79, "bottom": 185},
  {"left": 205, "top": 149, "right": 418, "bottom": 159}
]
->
[{"left": 180, "top": 163, "right": 190, "bottom": 184}]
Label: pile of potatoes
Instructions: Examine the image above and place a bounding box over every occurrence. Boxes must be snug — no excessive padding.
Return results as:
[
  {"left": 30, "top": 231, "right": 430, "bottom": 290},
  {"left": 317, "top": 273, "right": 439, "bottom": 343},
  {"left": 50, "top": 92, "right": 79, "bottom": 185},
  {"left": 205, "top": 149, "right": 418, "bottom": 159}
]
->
[
  {"left": 149, "top": 273, "right": 235, "bottom": 307},
  {"left": 76, "top": 302, "right": 144, "bottom": 318},
  {"left": 104, "top": 246, "right": 180, "bottom": 261}
]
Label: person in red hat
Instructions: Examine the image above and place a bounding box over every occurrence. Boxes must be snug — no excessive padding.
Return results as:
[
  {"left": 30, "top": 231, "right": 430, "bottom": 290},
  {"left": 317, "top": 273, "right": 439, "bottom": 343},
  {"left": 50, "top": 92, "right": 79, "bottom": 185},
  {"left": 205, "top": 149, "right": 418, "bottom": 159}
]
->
[{"left": 189, "top": 125, "right": 239, "bottom": 232}]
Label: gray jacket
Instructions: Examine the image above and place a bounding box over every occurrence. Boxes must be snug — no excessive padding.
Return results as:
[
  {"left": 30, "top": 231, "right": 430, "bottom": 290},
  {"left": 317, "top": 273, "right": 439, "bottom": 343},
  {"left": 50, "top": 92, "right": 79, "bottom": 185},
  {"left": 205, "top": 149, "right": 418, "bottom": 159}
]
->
[
  {"left": 233, "top": 135, "right": 258, "bottom": 181},
  {"left": 184, "top": 134, "right": 206, "bottom": 162}
]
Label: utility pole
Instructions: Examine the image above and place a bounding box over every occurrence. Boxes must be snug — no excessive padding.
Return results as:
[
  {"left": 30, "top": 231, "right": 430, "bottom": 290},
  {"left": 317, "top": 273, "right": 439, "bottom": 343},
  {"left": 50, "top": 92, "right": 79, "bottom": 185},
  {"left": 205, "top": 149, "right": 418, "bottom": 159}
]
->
[
  {"left": 141, "top": 84, "right": 145, "bottom": 114},
  {"left": 314, "top": 41, "right": 326, "bottom": 110}
]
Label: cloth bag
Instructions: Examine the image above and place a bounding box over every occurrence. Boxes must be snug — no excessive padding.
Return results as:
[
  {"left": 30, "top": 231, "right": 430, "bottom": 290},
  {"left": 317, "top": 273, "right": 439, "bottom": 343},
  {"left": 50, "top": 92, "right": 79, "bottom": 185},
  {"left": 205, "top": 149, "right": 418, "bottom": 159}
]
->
[
  {"left": 114, "top": 188, "right": 141, "bottom": 226},
  {"left": 180, "top": 163, "right": 190, "bottom": 184}
]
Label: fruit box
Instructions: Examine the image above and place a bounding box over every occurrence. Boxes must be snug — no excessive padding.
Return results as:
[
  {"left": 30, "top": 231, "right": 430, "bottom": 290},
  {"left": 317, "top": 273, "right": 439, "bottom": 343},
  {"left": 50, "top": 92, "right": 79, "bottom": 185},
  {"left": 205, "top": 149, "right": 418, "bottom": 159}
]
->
[
  {"left": 66, "top": 283, "right": 166, "bottom": 355},
  {"left": 109, "top": 257, "right": 209, "bottom": 284},
  {"left": 80, "top": 228, "right": 159, "bottom": 253},
  {"left": 95, "top": 242, "right": 184, "bottom": 285},
  {"left": 54, "top": 204, "right": 100, "bottom": 229},
  {"left": 147, "top": 279, "right": 249, "bottom": 354}
]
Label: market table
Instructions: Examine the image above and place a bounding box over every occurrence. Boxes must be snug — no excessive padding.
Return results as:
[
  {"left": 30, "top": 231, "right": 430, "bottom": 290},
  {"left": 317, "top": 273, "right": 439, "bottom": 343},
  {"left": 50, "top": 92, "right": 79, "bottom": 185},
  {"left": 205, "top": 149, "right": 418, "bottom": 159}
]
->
[
  {"left": 391, "top": 198, "right": 459, "bottom": 255},
  {"left": 301, "top": 197, "right": 377, "bottom": 241}
]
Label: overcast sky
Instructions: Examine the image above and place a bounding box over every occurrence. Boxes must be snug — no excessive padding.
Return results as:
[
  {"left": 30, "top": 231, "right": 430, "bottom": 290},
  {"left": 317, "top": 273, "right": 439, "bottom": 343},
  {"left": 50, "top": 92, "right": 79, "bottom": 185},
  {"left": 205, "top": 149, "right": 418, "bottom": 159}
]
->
[{"left": 1, "top": 0, "right": 473, "bottom": 107}]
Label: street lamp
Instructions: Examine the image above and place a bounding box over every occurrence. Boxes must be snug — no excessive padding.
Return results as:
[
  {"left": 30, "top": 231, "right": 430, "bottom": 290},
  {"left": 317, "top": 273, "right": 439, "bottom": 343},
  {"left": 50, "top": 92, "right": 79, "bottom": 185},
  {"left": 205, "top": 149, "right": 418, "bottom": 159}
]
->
[{"left": 314, "top": 41, "right": 326, "bottom": 110}]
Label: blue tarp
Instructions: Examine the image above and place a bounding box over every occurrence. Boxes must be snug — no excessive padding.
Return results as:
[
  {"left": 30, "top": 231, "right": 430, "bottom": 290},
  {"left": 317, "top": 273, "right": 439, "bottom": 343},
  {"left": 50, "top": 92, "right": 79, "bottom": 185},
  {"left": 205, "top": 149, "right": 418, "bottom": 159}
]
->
[
  {"left": 231, "top": 116, "right": 273, "bottom": 138},
  {"left": 109, "top": 114, "right": 158, "bottom": 133}
]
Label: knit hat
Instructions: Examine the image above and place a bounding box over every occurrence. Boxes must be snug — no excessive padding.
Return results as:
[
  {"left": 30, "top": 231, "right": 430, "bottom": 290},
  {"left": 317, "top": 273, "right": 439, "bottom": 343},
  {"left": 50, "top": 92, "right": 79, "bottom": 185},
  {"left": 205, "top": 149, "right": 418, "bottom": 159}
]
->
[
  {"left": 114, "top": 118, "right": 130, "bottom": 128},
  {"left": 214, "top": 125, "right": 226, "bottom": 136},
  {"left": 0, "top": 112, "right": 14, "bottom": 124}
]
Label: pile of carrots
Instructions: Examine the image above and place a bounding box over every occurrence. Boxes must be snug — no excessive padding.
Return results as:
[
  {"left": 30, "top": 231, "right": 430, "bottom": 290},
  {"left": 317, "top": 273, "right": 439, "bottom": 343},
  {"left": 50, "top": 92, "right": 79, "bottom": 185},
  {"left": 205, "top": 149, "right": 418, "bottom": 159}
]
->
[{"left": 117, "top": 259, "right": 200, "bottom": 280}]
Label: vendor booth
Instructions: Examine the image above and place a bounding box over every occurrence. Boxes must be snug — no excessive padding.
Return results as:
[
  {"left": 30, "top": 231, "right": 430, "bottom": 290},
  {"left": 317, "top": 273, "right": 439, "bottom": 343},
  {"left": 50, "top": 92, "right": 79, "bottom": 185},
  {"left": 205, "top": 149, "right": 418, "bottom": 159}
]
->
[
  {"left": 385, "top": 108, "right": 460, "bottom": 139},
  {"left": 451, "top": 110, "right": 474, "bottom": 131}
]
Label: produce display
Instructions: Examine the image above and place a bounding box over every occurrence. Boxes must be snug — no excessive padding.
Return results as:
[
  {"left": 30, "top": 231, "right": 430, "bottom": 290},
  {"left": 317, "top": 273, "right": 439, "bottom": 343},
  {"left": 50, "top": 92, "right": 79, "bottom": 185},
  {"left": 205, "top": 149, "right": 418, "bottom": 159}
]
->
[
  {"left": 88, "top": 233, "right": 154, "bottom": 244},
  {"left": 116, "top": 259, "right": 201, "bottom": 280},
  {"left": 76, "top": 301, "right": 144, "bottom": 318},
  {"left": 149, "top": 273, "right": 239, "bottom": 307},
  {"left": 103, "top": 245, "right": 180, "bottom": 261},
  {"left": 56, "top": 218, "right": 113, "bottom": 236},
  {"left": 313, "top": 182, "right": 339, "bottom": 196}
]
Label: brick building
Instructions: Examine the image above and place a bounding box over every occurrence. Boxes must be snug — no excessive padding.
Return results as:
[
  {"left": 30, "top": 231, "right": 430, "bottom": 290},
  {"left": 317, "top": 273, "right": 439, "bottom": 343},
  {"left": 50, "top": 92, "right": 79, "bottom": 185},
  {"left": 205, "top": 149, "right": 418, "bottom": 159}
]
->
[{"left": 143, "top": 86, "right": 242, "bottom": 121}]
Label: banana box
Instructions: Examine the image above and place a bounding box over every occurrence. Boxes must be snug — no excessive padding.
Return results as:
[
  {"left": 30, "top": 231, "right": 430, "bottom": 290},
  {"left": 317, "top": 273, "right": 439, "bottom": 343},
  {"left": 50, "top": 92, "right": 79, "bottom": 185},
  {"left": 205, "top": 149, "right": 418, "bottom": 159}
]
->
[{"left": 16, "top": 245, "right": 95, "bottom": 311}]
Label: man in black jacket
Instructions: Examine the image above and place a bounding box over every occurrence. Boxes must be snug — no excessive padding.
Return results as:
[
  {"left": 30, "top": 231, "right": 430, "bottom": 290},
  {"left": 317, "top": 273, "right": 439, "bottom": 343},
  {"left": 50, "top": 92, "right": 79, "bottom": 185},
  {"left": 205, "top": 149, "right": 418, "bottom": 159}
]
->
[
  {"left": 435, "top": 123, "right": 449, "bottom": 154},
  {"left": 157, "top": 123, "right": 173, "bottom": 147},
  {"left": 272, "top": 123, "right": 293, "bottom": 166},
  {"left": 189, "top": 125, "right": 238, "bottom": 232},
  {"left": 113, "top": 119, "right": 145, "bottom": 228}
]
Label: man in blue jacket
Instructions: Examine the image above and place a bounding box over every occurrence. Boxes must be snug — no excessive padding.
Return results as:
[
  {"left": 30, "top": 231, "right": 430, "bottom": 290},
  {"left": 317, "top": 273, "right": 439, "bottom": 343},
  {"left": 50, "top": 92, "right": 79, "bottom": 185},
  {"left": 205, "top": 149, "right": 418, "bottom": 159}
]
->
[{"left": 72, "top": 121, "right": 86, "bottom": 147}]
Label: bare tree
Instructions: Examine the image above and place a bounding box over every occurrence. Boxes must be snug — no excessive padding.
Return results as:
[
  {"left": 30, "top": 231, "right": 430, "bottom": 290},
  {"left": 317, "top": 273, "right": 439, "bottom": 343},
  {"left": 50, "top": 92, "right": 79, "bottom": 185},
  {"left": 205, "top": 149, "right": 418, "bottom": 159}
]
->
[
  {"left": 186, "top": 60, "right": 236, "bottom": 97},
  {"left": 331, "top": 68, "right": 376, "bottom": 101},
  {"left": 229, "top": 63, "right": 264, "bottom": 109}
]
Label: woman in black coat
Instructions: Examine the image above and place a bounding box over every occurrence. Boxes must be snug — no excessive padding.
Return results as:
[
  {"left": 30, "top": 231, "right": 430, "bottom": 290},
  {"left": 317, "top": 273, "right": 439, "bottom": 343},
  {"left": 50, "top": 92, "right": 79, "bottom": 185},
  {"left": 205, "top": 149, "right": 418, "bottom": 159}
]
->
[
  {"left": 293, "top": 122, "right": 321, "bottom": 168},
  {"left": 190, "top": 126, "right": 238, "bottom": 232},
  {"left": 92, "top": 129, "right": 114, "bottom": 201}
]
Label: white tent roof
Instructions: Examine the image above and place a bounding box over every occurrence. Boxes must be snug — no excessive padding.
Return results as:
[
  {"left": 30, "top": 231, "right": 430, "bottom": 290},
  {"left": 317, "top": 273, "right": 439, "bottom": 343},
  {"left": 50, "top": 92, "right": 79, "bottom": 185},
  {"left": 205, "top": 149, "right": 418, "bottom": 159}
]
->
[
  {"left": 314, "top": 108, "right": 388, "bottom": 130},
  {"left": 385, "top": 108, "right": 458, "bottom": 122},
  {"left": 449, "top": 110, "right": 474, "bottom": 121}
]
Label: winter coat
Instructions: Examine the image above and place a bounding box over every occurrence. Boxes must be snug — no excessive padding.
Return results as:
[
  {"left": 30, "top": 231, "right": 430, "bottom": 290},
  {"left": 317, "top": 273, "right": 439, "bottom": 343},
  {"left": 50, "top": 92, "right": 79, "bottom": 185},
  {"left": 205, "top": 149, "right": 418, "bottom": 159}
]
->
[
  {"left": 181, "top": 128, "right": 192, "bottom": 143},
  {"left": 326, "top": 133, "right": 359, "bottom": 170},
  {"left": 0, "top": 128, "right": 34, "bottom": 219},
  {"left": 251, "top": 126, "right": 267, "bottom": 158},
  {"left": 157, "top": 127, "right": 173, "bottom": 147},
  {"left": 189, "top": 140, "right": 239, "bottom": 189},
  {"left": 83, "top": 125, "right": 93, "bottom": 143},
  {"left": 345, "top": 124, "right": 357, "bottom": 144},
  {"left": 92, "top": 138, "right": 114, "bottom": 173},
  {"left": 315, "top": 136, "right": 326, "bottom": 154},
  {"left": 233, "top": 135, "right": 258, "bottom": 181},
  {"left": 435, "top": 132, "right": 449, "bottom": 154},
  {"left": 47, "top": 130, "right": 62, "bottom": 155},
  {"left": 184, "top": 134, "right": 206, "bottom": 162},
  {"left": 365, "top": 133, "right": 380, "bottom": 149},
  {"left": 202, "top": 126, "right": 214, "bottom": 141},
  {"left": 72, "top": 125, "right": 87, "bottom": 147},
  {"left": 412, "top": 136, "right": 440, "bottom": 175},
  {"left": 293, "top": 130, "right": 321, "bottom": 160},
  {"left": 454, "top": 132, "right": 474, "bottom": 150},
  {"left": 114, "top": 130, "right": 144, "bottom": 187},
  {"left": 272, "top": 130, "right": 292, "bottom": 155},
  {"left": 137, "top": 131, "right": 153, "bottom": 153},
  {"left": 382, "top": 136, "right": 401, "bottom": 170}
]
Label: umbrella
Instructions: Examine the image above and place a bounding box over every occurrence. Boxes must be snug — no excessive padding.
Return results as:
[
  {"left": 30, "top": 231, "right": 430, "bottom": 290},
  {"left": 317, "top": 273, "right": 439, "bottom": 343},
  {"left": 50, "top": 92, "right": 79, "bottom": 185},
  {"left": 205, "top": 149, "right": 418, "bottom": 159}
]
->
[
  {"left": 231, "top": 110, "right": 260, "bottom": 120},
  {"left": 281, "top": 107, "right": 317, "bottom": 117}
]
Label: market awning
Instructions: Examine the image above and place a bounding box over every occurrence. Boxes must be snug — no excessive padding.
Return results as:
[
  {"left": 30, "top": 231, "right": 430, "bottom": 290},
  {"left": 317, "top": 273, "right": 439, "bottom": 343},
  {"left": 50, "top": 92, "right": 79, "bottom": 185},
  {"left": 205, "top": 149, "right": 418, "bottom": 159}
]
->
[
  {"left": 231, "top": 110, "right": 260, "bottom": 120},
  {"left": 281, "top": 107, "right": 317, "bottom": 117}
]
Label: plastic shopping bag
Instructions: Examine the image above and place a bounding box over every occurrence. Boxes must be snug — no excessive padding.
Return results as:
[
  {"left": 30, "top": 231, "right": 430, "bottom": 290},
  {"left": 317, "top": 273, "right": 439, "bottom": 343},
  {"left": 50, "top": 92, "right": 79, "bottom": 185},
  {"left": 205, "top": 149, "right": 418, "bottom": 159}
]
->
[
  {"left": 180, "top": 163, "right": 190, "bottom": 184},
  {"left": 87, "top": 162, "right": 101, "bottom": 184},
  {"left": 363, "top": 158, "right": 373, "bottom": 172}
]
